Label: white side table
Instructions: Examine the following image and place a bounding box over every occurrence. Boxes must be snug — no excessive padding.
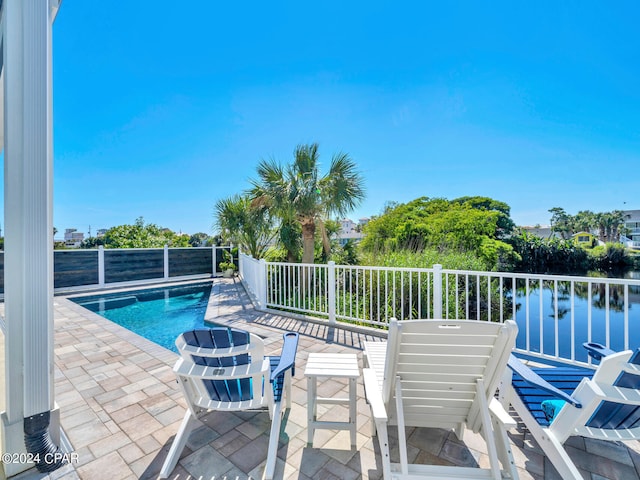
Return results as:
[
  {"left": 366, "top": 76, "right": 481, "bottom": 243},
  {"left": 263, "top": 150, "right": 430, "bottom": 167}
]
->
[{"left": 304, "top": 352, "right": 360, "bottom": 447}]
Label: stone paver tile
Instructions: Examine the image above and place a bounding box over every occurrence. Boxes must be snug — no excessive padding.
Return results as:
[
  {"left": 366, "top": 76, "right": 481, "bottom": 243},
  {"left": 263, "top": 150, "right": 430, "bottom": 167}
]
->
[
  {"left": 88, "top": 431, "right": 132, "bottom": 458},
  {"left": 319, "top": 458, "right": 360, "bottom": 480},
  {"left": 584, "top": 438, "right": 634, "bottom": 466},
  {"left": 135, "top": 434, "right": 162, "bottom": 455},
  {"left": 117, "top": 412, "right": 164, "bottom": 441},
  {"left": 102, "top": 390, "right": 149, "bottom": 414},
  {"left": 181, "top": 445, "right": 235, "bottom": 478},
  {"left": 209, "top": 427, "right": 247, "bottom": 457},
  {"left": 153, "top": 405, "right": 185, "bottom": 427},
  {"left": 228, "top": 435, "right": 271, "bottom": 473},
  {"left": 60, "top": 406, "right": 101, "bottom": 430},
  {"left": 287, "top": 446, "right": 332, "bottom": 478},
  {"left": 406, "top": 427, "right": 448, "bottom": 456},
  {"left": 109, "top": 403, "right": 146, "bottom": 424},
  {"left": 565, "top": 444, "right": 638, "bottom": 480},
  {"left": 118, "top": 442, "right": 145, "bottom": 465},
  {"left": 75, "top": 451, "right": 134, "bottom": 480},
  {"left": 184, "top": 424, "right": 220, "bottom": 451},
  {"left": 65, "top": 418, "right": 111, "bottom": 448},
  {"left": 138, "top": 393, "right": 176, "bottom": 417}
]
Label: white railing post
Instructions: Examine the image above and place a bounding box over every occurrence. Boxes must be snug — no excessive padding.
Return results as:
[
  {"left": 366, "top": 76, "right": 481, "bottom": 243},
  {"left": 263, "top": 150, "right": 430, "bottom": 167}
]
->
[
  {"left": 328, "top": 261, "right": 336, "bottom": 324},
  {"left": 212, "top": 246, "right": 217, "bottom": 276},
  {"left": 163, "top": 244, "right": 169, "bottom": 279},
  {"left": 433, "top": 264, "right": 443, "bottom": 319},
  {"left": 98, "top": 245, "right": 105, "bottom": 287},
  {"left": 258, "top": 259, "right": 267, "bottom": 310}
]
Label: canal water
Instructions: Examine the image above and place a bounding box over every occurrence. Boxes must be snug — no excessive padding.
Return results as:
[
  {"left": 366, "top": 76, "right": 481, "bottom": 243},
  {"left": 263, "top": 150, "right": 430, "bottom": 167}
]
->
[{"left": 513, "top": 269, "right": 640, "bottom": 362}]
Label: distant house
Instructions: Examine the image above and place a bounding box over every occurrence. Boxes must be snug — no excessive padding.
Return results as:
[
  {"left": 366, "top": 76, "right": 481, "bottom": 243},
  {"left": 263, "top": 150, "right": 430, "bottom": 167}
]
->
[
  {"left": 64, "top": 228, "right": 85, "bottom": 248},
  {"left": 572, "top": 231, "right": 596, "bottom": 247},
  {"left": 519, "top": 225, "right": 559, "bottom": 238},
  {"left": 622, "top": 209, "right": 640, "bottom": 250},
  {"left": 335, "top": 217, "right": 370, "bottom": 246}
]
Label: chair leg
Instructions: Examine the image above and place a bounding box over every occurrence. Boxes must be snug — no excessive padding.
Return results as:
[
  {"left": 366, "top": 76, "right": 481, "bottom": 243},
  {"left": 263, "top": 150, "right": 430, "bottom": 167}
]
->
[
  {"left": 492, "top": 415, "right": 518, "bottom": 480},
  {"left": 264, "top": 401, "right": 284, "bottom": 480},
  {"left": 159, "top": 410, "right": 200, "bottom": 479},
  {"left": 509, "top": 386, "right": 584, "bottom": 480},
  {"left": 284, "top": 370, "right": 292, "bottom": 409},
  {"left": 373, "top": 418, "right": 392, "bottom": 480}
]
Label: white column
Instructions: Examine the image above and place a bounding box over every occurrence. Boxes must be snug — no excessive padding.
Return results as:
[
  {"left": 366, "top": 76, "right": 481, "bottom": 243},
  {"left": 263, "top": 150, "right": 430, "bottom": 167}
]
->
[{"left": 1, "top": 0, "right": 56, "bottom": 475}]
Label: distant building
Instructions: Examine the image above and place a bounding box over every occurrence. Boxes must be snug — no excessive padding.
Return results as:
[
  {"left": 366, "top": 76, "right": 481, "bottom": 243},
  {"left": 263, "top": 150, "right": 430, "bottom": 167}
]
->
[
  {"left": 96, "top": 228, "right": 108, "bottom": 237},
  {"left": 335, "top": 217, "right": 370, "bottom": 246},
  {"left": 64, "top": 228, "right": 84, "bottom": 248},
  {"left": 572, "top": 231, "right": 596, "bottom": 247},
  {"left": 519, "top": 225, "right": 558, "bottom": 239},
  {"left": 622, "top": 209, "right": 640, "bottom": 249}
]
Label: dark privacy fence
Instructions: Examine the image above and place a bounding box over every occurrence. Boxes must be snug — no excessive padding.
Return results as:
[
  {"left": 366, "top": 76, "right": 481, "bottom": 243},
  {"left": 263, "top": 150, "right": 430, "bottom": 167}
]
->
[{"left": 0, "top": 246, "right": 235, "bottom": 294}]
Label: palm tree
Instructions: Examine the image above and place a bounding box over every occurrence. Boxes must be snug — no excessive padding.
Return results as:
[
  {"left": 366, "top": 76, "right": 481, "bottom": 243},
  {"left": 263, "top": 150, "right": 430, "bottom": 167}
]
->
[
  {"left": 250, "top": 143, "right": 365, "bottom": 264},
  {"left": 214, "top": 194, "right": 276, "bottom": 259}
]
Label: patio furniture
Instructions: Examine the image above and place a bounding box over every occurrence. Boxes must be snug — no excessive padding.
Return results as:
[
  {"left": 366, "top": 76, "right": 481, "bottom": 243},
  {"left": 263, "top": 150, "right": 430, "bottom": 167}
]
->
[
  {"left": 500, "top": 343, "right": 640, "bottom": 480},
  {"left": 159, "top": 327, "right": 299, "bottom": 480},
  {"left": 363, "top": 318, "right": 519, "bottom": 480},
  {"left": 304, "top": 352, "right": 360, "bottom": 447}
]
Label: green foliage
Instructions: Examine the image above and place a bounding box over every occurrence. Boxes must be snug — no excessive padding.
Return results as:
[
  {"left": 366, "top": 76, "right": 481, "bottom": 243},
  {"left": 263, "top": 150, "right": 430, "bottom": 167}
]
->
[
  {"left": 334, "top": 240, "right": 360, "bottom": 265},
  {"left": 588, "top": 243, "right": 631, "bottom": 270},
  {"left": 215, "top": 194, "right": 275, "bottom": 258},
  {"left": 80, "top": 236, "right": 105, "bottom": 248},
  {"left": 549, "top": 207, "right": 627, "bottom": 242},
  {"left": 102, "top": 217, "right": 187, "bottom": 248},
  {"left": 479, "top": 238, "right": 520, "bottom": 271},
  {"left": 360, "top": 248, "right": 487, "bottom": 271},
  {"left": 189, "top": 232, "right": 214, "bottom": 247},
  {"left": 360, "top": 196, "right": 515, "bottom": 269},
  {"left": 509, "top": 229, "right": 591, "bottom": 273},
  {"left": 250, "top": 143, "right": 365, "bottom": 264}
]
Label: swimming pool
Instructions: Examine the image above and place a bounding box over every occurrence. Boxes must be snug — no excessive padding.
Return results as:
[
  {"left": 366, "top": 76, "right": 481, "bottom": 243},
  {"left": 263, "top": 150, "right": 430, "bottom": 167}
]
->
[{"left": 70, "top": 282, "right": 213, "bottom": 352}]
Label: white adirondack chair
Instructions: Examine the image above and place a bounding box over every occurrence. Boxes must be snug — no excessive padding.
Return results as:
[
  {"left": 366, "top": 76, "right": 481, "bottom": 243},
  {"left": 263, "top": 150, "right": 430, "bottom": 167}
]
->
[
  {"left": 500, "top": 343, "right": 640, "bottom": 480},
  {"left": 159, "top": 327, "right": 298, "bottom": 480},
  {"left": 363, "top": 318, "right": 519, "bottom": 480}
]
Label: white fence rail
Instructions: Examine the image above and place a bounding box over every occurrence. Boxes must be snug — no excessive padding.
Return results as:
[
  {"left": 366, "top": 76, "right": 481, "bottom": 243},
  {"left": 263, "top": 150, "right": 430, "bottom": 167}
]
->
[{"left": 239, "top": 256, "right": 640, "bottom": 367}]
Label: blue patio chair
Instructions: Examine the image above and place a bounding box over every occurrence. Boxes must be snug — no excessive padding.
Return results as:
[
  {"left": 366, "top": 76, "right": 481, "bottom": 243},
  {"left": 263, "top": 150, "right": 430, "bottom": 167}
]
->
[
  {"left": 159, "top": 327, "right": 299, "bottom": 480},
  {"left": 500, "top": 343, "right": 640, "bottom": 480}
]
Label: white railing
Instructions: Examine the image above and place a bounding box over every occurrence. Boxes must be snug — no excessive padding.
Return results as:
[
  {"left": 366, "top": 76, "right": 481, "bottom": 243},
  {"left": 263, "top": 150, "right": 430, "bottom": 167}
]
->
[{"left": 238, "top": 256, "right": 640, "bottom": 368}]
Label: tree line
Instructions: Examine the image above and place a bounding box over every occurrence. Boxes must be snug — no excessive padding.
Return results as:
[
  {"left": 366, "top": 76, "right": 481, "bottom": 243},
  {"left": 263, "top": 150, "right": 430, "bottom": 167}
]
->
[
  {"left": 214, "top": 142, "right": 634, "bottom": 274},
  {"left": 54, "top": 217, "right": 217, "bottom": 249},
  {"left": 549, "top": 207, "right": 627, "bottom": 242}
]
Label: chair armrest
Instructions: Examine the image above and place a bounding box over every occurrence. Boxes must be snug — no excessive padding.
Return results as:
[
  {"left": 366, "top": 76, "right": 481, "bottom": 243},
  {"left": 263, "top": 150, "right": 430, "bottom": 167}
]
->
[
  {"left": 270, "top": 332, "right": 299, "bottom": 383},
  {"left": 583, "top": 342, "right": 616, "bottom": 361},
  {"left": 489, "top": 398, "right": 516, "bottom": 429},
  {"left": 508, "top": 354, "right": 582, "bottom": 408},
  {"left": 363, "top": 368, "right": 387, "bottom": 422}
]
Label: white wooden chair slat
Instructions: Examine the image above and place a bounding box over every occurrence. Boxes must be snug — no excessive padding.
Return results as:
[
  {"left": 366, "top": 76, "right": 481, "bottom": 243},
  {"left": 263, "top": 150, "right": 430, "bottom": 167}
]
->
[{"left": 364, "top": 318, "right": 519, "bottom": 480}]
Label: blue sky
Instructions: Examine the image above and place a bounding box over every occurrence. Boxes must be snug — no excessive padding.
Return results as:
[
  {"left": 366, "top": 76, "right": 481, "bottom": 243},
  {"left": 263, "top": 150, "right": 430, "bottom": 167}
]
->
[{"left": 8, "top": 1, "right": 640, "bottom": 237}]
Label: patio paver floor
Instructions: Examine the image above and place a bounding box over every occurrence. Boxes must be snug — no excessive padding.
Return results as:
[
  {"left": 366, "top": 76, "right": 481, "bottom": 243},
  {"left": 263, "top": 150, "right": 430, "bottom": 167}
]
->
[{"left": 3, "top": 277, "right": 640, "bottom": 480}]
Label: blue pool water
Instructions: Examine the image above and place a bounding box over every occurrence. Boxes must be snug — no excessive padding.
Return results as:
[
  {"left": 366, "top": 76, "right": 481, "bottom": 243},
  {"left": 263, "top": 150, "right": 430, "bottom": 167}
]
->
[{"left": 70, "top": 282, "right": 213, "bottom": 352}]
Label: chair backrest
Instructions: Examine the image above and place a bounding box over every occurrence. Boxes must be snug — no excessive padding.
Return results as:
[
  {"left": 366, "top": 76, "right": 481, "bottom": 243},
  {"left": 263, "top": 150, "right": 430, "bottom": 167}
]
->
[
  {"left": 382, "top": 319, "right": 517, "bottom": 433},
  {"left": 176, "top": 327, "right": 266, "bottom": 404},
  {"left": 585, "top": 349, "right": 640, "bottom": 430}
]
